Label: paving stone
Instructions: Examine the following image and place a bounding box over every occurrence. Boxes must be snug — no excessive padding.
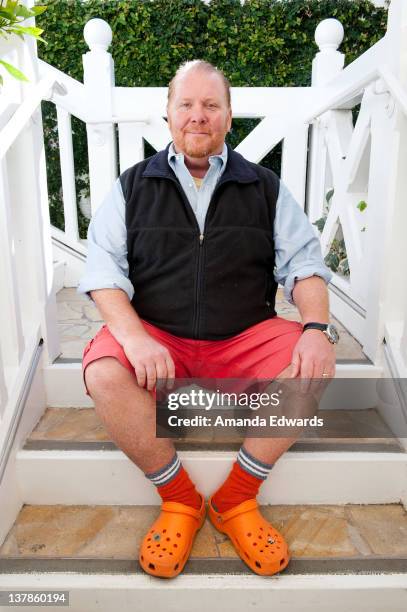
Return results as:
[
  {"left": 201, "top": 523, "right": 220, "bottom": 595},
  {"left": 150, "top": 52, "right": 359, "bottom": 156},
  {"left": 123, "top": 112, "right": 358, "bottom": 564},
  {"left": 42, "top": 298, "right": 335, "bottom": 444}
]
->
[
  {"left": 1, "top": 504, "right": 406, "bottom": 560},
  {"left": 346, "top": 504, "right": 407, "bottom": 555}
]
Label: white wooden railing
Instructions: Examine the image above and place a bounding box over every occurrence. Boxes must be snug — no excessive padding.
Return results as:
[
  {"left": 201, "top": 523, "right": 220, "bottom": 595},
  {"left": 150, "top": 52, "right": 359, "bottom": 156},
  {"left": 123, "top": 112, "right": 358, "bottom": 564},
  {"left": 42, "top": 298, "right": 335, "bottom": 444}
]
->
[
  {"left": 36, "top": 0, "right": 407, "bottom": 368},
  {"left": 1, "top": 1, "right": 407, "bottom": 436},
  {"left": 0, "top": 22, "right": 59, "bottom": 438}
]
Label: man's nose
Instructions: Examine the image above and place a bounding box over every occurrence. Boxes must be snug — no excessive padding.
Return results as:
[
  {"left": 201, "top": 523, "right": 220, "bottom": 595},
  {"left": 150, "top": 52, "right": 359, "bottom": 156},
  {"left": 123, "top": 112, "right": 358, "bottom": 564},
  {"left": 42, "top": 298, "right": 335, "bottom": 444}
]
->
[{"left": 189, "top": 104, "right": 207, "bottom": 123}]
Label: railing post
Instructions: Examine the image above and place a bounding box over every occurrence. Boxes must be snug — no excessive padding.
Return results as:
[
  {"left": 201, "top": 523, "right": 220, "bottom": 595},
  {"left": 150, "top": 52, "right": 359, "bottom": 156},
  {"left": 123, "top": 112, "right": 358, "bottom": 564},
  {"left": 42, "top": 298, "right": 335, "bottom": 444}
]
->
[
  {"left": 306, "top": 19, "right": 345, "bottom": 223},
  {"left": 375, "top": 0, "right": 407, "bottom": 371},
  {"left": 83, "top": 19, "right": 117, "bottom": 216}
]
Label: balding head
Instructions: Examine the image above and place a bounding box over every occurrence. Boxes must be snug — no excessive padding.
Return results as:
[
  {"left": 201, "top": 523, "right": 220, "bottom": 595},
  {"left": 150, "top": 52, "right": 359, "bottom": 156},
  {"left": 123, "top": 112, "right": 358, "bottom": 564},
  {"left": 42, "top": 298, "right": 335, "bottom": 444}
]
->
[{"left": 167, "top": 60, "right": 231, "bottom": 109}]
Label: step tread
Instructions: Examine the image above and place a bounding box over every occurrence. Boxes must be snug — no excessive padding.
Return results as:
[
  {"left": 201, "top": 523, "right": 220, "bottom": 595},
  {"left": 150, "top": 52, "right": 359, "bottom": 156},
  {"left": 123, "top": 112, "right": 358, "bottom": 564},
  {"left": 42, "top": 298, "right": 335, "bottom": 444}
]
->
[
  {"left": 1, "top": 503, "right": 406, "bottom": 564},
  {"left": 25, "top": 407, "right": 405, "bottom": 453}
]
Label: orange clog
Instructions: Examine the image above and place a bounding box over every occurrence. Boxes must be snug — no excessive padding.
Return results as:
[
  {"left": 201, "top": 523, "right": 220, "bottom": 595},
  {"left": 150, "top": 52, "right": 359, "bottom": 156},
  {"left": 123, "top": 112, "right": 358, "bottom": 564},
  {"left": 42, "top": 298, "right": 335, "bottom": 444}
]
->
[
  {"left": 139, "top": 494, "right": 206, "bottom": 578},
  {"left": 208, "top": 496, "right": 290, "bottom": 576}
]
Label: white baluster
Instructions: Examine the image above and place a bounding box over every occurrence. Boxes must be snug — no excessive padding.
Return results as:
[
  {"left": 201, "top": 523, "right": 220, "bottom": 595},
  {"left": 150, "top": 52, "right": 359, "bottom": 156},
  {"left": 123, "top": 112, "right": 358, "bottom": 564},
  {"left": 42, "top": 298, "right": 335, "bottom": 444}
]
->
[
  {"left": 0, "top": 159, "right": 25, "bottom": 374},
  {"left": 83, "top": 19, "right": 117, "bottom": 216},
  {"left": 307, "top": 18, "right": 345, "bottom": 223},
  {"left": 57, "top": 107, "right": 79, "bottom": 242}
]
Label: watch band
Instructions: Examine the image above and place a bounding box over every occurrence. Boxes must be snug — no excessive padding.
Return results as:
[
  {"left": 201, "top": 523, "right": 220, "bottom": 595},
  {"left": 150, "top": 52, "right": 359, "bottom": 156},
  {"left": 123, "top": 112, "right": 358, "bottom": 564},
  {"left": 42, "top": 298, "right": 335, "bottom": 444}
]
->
[{"left": 302, "top": 322, "right": 328, "bottom": 332}]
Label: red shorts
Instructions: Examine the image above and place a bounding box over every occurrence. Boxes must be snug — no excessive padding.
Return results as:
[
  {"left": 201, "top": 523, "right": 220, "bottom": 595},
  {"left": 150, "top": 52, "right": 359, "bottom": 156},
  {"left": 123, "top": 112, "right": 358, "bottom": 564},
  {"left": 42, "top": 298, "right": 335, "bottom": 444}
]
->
[{"left": 82, "top": 317, "right": 302, "bottom": 397}]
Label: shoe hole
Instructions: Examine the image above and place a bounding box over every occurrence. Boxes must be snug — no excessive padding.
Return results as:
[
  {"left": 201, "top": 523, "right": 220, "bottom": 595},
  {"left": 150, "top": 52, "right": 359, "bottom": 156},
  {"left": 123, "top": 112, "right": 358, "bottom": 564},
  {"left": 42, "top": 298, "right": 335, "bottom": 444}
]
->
[
  {"left": 280, "top": 558, "right": 285, "bottom": 566},
  {"left": 247, "top": 532, "right": 252, "bottom": 537},
  {"left": 150, "top": 530, "right": 154, "bottom": 533},
  {"left": 148, "top": 563, "right": 155, "bottom": 570},
  {"left": 163, "top": 529, "right": 167, "bottom": 533},
  {"left": 258, "top": 536, "right": 262, "bottom": 539},
  {"left": 276, "top": 546, "right": 280, "bottom": 550},
  {"left": 176, "top": 533, "right": 181, "bottom": 538},
  {"left": 166, "top": 537, "right": 170, "bottom": 541},
  {"left": 255, "top": 561, "right": 261, "bottom": 568},
  {"left": 147, "top": 538, "right": 151, "bottom": 541},
  {"left": 141, "top": 555, "right": 144, "bottom": 561},
  {"left": 260, "top": 549, "right": 263, "bottom": 553},
  {"left": 259, "top": 527, "right": 263, "bottom": 531},
  {"left": 252, "top": 542, "right": 257, "bottom": 547},
  {"left": 169, "top": 552, "right": 173, "bottom": 556},
  {"left": 159, "top": 554, "right": 163, "bottom": 558},
  {"left": 265, "top": 545, "right": 268, "bottom": 548},
  {"left": 174, "top": 563, "right": 179, "bottom": 570},
  {"left": 156, "top": 544, "right": 160, "bottom": 547},
  {"left": 163, "top": 548, "right": 166, "bottom": 551},
  {"left": 147, "top": 545, "right": 151, "bottom": 549},
  {"left": 173, "top": 543, "right": 178, "bottom": 548}
]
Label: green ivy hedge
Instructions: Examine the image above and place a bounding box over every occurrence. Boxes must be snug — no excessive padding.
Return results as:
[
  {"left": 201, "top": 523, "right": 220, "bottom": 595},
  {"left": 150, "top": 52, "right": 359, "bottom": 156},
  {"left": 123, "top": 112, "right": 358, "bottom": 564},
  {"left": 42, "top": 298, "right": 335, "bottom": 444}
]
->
[{"left": 37, "top": 0, "right": 388, "bottom": 237}]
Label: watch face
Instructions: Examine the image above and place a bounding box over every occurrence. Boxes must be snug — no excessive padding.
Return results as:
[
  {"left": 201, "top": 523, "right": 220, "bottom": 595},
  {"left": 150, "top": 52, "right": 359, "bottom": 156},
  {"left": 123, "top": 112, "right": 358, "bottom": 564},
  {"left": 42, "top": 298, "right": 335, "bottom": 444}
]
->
[{"left": 327, "top": 324, "right": 339, "bottom": 344}]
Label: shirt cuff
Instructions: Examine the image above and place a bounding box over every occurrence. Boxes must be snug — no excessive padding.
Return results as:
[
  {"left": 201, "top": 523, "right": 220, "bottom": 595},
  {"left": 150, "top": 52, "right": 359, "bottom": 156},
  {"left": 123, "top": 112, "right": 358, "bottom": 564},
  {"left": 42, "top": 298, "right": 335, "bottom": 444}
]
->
[
  {"left": 283, "top": 266, "right": 333, "bottom": 304},
  {"left": 77, "top": 277, "right": 135, "bottom": 302}
]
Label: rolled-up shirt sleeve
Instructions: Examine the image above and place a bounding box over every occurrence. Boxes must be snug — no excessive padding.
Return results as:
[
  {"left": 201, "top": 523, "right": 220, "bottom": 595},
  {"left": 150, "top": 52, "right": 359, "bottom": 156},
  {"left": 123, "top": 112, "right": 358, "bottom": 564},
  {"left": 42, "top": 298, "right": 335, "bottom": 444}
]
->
[
  {"left": 77, "top": 178, "right": 134, "bottom": 302},
  {"left": 274, "top": 180, "right": 332, "bottom": 304}
]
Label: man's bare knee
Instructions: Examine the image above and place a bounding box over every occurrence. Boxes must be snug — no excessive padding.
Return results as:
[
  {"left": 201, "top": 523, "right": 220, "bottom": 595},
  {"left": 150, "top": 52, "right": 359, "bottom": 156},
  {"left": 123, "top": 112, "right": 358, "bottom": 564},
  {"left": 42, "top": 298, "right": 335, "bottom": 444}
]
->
[{"left": 85, "top": 357, "right": 135, "bottom": 399}]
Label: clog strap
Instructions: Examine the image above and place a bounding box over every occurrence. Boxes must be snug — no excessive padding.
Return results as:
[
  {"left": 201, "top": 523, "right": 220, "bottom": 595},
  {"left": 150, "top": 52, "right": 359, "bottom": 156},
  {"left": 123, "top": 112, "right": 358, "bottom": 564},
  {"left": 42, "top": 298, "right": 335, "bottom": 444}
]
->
[
  {"left": 161, "top": 500, "right": 204, "bottom": 521},
  {"left": 211, "top": 498, "right": 258, "bottom": 524}
]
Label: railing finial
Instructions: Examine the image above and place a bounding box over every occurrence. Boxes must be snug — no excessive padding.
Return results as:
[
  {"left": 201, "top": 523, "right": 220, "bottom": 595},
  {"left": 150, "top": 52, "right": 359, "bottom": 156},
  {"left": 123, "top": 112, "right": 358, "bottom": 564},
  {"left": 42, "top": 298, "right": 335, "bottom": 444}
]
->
[
  {"left": 84, "top": 18, "right": 112, "bottom": 53},
  {"left": 315, "top": 18, "right": 344, "bottom": 53}
]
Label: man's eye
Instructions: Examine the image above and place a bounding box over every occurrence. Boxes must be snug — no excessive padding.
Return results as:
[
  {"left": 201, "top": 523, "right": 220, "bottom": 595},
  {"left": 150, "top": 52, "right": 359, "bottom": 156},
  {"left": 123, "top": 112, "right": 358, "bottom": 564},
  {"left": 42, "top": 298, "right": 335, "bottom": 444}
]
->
[{"left": 180, "top": 102, "right": 191, "bottom": 108}]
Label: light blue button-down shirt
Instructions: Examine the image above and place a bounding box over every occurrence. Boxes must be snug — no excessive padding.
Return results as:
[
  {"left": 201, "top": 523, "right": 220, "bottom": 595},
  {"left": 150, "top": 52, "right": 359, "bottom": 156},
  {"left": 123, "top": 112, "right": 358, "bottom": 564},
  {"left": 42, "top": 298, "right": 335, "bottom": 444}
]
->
[{"left": 78, "top": 144, "right": 332, "bottom": 304}]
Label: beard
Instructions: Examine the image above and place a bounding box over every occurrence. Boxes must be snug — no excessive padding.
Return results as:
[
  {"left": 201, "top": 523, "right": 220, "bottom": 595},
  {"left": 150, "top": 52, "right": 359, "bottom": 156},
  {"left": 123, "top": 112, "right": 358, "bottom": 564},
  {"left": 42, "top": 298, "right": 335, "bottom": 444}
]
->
[{"left": 176, "top": 132, "right": 224, "bottom": 158}]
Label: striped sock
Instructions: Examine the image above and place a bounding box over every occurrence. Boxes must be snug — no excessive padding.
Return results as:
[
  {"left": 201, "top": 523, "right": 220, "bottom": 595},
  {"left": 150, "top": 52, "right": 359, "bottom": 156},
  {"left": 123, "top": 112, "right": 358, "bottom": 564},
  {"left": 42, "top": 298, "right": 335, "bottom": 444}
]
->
[
  {"left": 145, "top": 452, "right": 201, "bottom": 510},
  {"left": 211, "top": 446, "right": 274, "bottom": 513}
]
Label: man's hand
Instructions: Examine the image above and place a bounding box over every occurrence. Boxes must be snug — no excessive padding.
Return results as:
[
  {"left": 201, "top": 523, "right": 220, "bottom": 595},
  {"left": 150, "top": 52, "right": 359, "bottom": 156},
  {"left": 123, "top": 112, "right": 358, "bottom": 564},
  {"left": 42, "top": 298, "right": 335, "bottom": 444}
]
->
[
  {"left": 290, "top": 329, "right": 336, "bottom": 379},
  {"left": 123, "top": 332, "right": 175, "bottom": 391}
]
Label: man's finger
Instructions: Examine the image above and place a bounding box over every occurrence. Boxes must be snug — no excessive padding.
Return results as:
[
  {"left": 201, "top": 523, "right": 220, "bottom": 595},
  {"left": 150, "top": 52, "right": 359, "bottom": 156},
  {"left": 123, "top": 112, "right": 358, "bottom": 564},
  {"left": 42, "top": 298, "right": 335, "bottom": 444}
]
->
[
  {"left": 155, "top": 357, "right": 168, "bottom": 387},
  {"left": 290, "top": 352, "right": 301, "bottom": 378},
  {"left": 165, "top": 356, "right": 176, "bottom": 389},
  {"left": 145, "top": 362, "right": 157, "bottom": 391},
  {"left": 134, "top": 364, "right": 147, "bottom": 389},
  {"left": 300, "top": 358, "right": 314, "bottom": 393}
]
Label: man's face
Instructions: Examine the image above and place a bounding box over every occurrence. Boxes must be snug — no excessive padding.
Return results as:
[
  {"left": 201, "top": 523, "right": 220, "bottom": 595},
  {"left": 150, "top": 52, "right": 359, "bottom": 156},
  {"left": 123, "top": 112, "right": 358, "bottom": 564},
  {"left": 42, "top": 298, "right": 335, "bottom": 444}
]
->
[{"left": 167, "top": 69, "right": 232, "bottom": 158}]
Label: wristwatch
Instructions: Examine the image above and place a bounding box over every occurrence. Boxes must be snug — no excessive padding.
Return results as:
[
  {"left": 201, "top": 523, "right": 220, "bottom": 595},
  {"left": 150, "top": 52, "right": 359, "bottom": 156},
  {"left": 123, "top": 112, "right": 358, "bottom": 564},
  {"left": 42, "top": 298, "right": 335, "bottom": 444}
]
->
[{"left": 302, "top": 322, "right": 340, "bottom": 344}]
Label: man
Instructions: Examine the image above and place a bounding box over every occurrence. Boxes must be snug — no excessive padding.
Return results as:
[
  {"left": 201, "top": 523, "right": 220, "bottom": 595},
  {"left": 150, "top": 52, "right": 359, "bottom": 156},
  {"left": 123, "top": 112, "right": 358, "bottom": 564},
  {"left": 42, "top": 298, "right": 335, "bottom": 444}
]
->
[{"left": 78, "top": 60, "right": 337, "bottom": 578}]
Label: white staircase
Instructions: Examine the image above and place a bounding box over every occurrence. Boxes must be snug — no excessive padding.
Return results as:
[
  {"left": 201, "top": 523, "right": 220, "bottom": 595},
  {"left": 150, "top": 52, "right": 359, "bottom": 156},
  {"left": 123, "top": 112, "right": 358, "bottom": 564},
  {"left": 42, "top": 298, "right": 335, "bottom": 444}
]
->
[{"left": 1, "top": 1, "right": 407, "bottom": 609}]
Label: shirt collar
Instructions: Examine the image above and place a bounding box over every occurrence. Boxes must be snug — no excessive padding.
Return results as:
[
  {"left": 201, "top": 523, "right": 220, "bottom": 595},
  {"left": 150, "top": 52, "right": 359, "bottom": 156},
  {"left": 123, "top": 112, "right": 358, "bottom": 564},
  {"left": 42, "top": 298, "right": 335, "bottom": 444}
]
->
[{"left": 168, "top": 142, "right": 228, "bottom": 169}]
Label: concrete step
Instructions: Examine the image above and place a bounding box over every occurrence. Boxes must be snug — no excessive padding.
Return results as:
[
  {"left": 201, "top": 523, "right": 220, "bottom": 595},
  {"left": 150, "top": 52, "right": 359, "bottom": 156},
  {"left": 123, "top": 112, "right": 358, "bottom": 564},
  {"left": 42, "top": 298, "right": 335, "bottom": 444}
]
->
[
  {"left": 0, "top": 503, "right": 406, "bottom": 611},
  {"left": 15, "top": 407, "right": 407, "bottom": 506}
]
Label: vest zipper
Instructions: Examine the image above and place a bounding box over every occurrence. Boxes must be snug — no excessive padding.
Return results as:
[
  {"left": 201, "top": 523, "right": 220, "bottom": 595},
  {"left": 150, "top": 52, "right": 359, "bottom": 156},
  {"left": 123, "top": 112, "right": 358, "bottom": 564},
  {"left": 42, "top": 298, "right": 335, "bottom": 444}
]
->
[
  {"left": 193, "top": 233, "right": 205, "bottom": 338},
  {"left": 159, "top": 175, "right": 234, "bottom": 339}
]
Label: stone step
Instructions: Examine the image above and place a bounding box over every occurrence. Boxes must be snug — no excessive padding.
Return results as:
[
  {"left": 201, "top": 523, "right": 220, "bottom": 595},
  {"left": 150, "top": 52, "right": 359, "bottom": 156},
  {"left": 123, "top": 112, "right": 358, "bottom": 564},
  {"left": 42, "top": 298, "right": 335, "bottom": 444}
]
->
[
  {"left": 25, "top": 407, "right": 405, "bottom": 454},
  {"left": 1, "top": 503, "right": 406, "bottom": 571},
  {"left": 0, "top": 504, "right": 406, "bottom": 611},
  {"left": 56, "top": 287, "right": 368, "bottom": 362},
  {"left": 17, "top": 406, "right": 406, "bottom": 507}
]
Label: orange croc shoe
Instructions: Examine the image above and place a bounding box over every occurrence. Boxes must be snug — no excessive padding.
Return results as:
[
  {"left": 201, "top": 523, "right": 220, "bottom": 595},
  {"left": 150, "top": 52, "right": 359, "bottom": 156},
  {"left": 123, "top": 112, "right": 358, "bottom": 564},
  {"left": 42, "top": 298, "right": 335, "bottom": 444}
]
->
[
  {"left": 208, "top": 496, "right": 290, "bottom": 576},
  {"left": 139, "top": 494, "right": 206, "bottom": 578}
]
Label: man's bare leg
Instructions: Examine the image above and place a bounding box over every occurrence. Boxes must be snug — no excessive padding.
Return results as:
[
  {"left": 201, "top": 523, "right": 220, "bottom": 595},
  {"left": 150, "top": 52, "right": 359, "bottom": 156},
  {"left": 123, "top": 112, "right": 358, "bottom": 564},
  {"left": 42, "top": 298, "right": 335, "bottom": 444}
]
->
[
  {"left": 243, "top": 364, "right": 298, "bottom": 464},
  {"left": 85, "top": 356, "right": 175, "bottom": 473}
]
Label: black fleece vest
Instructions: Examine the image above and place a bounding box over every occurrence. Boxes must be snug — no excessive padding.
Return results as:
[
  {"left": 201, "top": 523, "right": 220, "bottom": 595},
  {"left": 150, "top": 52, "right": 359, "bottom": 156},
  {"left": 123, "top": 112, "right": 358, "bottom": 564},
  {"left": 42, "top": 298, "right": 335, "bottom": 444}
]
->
[{"left": 120, "top": 144, "right": 280, "bottom": 340}]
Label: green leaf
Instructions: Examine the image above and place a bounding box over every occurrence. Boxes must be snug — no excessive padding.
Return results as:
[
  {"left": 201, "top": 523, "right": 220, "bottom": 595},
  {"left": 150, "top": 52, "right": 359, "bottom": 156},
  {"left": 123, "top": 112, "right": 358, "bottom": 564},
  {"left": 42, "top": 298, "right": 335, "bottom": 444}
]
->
[
  {"left": 0, "top": 58, "right": 29, "bottom": 81},
  {"left": 326, "top": 188, "right": 334, "bottom": 204},
  {"left": 12, "top": 25, "right": 44, "bottom": 37},
  {"left": 15, "top": 5, "right": 33, "bottom": 19},
  {"left": 31, "top": 6, "right": 47, "bottom": 17},
  {"left": 312, "top": 216, "right": 326, "bottom": 233},
  {"left": 357, "top": 200, "right": 367, "bottom": 212}
]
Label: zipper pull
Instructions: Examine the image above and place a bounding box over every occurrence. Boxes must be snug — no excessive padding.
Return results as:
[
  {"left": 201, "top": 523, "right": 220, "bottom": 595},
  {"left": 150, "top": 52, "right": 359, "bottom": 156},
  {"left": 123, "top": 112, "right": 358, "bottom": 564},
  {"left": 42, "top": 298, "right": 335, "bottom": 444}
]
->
[{"left": 199, "top": 234, "right": 204, "bottom": 245}]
